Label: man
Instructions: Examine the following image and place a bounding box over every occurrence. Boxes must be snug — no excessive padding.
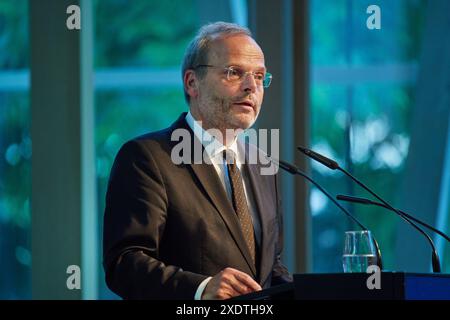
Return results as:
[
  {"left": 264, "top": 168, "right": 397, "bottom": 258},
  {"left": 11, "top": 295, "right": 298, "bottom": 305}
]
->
[{"left": 103, "top": 22, "right": 292, "bottom": 300}]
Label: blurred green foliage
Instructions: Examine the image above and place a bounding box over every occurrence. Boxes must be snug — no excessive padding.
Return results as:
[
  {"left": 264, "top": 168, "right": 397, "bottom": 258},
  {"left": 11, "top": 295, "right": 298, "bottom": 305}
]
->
[
  {"left": 310, "top": 0, "right": 428, "bottom": 272},
  {"left": 0, "top": 93, "right": 31, "bottom": 227},
  {"left": 0, "top": 0, "right": 30, "bottom": 299},
  {"left": 94, "top": 0, "right": 197, "bottom": 68},
  {"left": 0, "top": 0, "right": 28, "bottom": 69},
  {"left": 311, "top": 0, "right": 427, "bottom": 65}
]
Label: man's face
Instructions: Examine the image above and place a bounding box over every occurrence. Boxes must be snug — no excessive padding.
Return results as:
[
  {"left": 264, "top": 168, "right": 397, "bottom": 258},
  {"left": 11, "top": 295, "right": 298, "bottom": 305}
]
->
[{"left": 191, "top": 35, "right": 266, "bottom": 132}]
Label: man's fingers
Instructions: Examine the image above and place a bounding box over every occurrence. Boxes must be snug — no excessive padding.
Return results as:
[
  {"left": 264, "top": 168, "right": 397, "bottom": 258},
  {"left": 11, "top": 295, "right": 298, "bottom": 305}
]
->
[
  {"left": 233, "top": 271, "right": 262, "bottom": 291},
  {"left": 225, "top": 276, "right": 252, "bottom": 295},
  {"left": 203, "top": 268, "right": 262, "bottom": 299}
]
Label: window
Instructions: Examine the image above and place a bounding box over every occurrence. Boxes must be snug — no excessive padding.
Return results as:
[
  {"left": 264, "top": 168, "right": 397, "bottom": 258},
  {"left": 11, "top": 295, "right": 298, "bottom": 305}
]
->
[{"left": 310, "top": 0, "right": 432, "bottom": 272}]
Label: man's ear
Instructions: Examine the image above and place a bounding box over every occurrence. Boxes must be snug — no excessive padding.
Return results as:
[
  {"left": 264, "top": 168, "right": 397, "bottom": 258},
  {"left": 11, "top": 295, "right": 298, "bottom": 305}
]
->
[{"left": 184, "top": 70, "right": 199, "bottom": 99}]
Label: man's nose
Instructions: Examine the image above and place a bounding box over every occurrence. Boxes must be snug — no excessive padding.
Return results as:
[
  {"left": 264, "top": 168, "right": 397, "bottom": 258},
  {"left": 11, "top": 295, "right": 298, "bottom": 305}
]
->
[{"left": 241, "top": 73, "right": 257, "bottom": 93}]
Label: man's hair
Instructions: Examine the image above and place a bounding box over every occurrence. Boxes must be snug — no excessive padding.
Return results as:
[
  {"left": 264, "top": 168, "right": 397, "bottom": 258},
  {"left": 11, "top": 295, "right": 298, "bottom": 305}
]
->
[{"left": 181, "top": 21, "right": 252, "bottom": 104}]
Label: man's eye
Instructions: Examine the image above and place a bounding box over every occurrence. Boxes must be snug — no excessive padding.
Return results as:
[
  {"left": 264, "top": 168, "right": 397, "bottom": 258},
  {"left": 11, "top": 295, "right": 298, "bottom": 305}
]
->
[
  {"left": 254, "top": 73, "right": 264, "bottom": 81},
  {"left": 229, "top": 68, "right": 242, "bottom": 78}
]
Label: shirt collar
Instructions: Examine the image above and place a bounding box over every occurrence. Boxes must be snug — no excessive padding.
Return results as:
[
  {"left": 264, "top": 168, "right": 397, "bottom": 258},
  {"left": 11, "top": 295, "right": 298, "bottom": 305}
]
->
[{"left": 185, "top": 111, "right": 240, "bottom": 161}]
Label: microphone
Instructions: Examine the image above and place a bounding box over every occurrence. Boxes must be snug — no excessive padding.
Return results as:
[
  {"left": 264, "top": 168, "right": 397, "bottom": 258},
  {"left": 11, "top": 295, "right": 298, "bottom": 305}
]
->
[
  {"left": 268, "top": 156, "right": 383, "bottom": 270},
  {"left": 336, "top": 194, "right": 450, "bottom": 243},
  {"left": 298, "top": 146, "right": 441, "bottom": 273},
  {"left": 297, "top": 146, "right": 339, "bottom": 170}
]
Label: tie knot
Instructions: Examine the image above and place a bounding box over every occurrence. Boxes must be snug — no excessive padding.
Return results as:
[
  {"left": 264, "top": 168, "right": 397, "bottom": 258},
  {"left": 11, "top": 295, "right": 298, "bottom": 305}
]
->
[{"left": 223, "top": 149, "right": 236, "bottom": 165}]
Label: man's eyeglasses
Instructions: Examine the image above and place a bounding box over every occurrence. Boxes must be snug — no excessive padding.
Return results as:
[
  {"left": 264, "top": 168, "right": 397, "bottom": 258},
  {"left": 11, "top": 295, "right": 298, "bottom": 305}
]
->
[{"left": 194, "top": 65, "right": 273, "bottom": 88}]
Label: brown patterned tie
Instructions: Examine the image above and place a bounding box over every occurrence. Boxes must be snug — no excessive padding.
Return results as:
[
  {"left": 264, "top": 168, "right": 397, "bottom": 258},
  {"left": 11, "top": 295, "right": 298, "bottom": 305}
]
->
[{"left": 223, "top": 150, "right": 256, "bottom": 265}]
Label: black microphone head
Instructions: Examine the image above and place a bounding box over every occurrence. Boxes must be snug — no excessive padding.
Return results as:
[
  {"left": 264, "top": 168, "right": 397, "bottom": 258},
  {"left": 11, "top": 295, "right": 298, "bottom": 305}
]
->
[
  {"left": 263, "top": 155, "right": 298, "bottom": 175},
  {"left": 277, "top": 159, "right": 300, "bottom": 175},
  {"left": 297, "top": 146, "right": 340, "bottom": 170}
]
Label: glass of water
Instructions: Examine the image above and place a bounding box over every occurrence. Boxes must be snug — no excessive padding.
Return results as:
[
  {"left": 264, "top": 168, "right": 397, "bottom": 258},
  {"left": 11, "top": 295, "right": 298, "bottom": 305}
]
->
[{"left": 342, "top": 230, "right": 378, "bottom": 273}]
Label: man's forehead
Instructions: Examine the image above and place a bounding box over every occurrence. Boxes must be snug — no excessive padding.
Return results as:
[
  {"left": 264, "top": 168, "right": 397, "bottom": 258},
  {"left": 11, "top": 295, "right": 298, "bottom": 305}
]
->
[{"left": 208, "top": 35, "right": 265, "bottom": 65}]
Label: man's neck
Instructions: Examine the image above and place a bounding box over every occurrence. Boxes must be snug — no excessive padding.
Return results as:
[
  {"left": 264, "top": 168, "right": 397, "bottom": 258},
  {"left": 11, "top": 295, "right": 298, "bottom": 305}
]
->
[{"left": 189, "top": 109, "right": 239, "bottom": 147}]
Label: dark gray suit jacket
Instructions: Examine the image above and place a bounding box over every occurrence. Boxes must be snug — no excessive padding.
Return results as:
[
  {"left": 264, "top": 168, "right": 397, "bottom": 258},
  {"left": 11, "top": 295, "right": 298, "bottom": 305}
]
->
[{"left": 103, "top": 113, "right": 292, "bottom": 299}]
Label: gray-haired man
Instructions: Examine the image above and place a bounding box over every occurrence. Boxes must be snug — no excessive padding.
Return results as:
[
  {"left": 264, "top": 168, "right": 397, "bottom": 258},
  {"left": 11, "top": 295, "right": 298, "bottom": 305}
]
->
[{"left": 103, "top": 22, "right": 292, "bottom": 300}]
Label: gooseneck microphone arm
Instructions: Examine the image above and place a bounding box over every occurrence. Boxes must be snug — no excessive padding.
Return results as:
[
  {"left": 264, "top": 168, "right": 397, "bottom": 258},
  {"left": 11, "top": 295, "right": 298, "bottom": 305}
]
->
[
  {"left": 336, "top": 194, "right": 450, "bottom": 243},
  {"left": 269, "top": 156, "right": 383, "bottom": 270},
  {"left": 298, "top": 146, "right": 441, "bottom": 273}
]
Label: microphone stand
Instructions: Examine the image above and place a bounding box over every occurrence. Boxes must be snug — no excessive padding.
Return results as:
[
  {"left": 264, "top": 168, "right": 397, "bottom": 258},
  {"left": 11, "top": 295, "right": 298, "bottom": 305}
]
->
[
  {"left": 269, "top": 156, "right": 383, "bottom": 270},
  {"left": 336, "top": 194, "right": 450, "bottom": 243},
  {"left": 298, "top": 146, "right": 441, "bottom": 273}
]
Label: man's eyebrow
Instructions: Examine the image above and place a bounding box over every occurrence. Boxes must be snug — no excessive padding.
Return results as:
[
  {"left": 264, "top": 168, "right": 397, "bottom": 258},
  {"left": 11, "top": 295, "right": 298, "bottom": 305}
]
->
[{"left": 227, "top": 64, "right": 267, "bottom": 72}]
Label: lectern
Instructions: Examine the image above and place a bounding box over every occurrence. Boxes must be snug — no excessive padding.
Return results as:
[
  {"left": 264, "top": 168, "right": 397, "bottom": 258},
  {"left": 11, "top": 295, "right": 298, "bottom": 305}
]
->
[{"left": 236, "top": 272, "right": 450, "bottom": 300}]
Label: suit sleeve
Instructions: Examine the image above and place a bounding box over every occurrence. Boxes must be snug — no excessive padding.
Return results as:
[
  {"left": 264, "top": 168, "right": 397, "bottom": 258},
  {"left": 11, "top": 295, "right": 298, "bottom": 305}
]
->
[
  {"left": 102, "top": 140, "right": 207, "bottom": 299},
  {"left": 270, "top": 171, "right": 293, "bottom": 286}
]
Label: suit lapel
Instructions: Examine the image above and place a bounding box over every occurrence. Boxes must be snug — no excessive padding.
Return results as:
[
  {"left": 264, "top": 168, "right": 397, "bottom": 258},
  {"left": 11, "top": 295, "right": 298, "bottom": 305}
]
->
[
  {"left": 169, "top": 114, "right": 257, "bottom": 277},
  {"left": 189, "top": 164, "right": 257, "bottom": 277}
]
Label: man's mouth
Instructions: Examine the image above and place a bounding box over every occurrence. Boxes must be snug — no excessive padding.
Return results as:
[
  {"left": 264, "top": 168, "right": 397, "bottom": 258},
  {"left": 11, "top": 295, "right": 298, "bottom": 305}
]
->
[{"left": 233, "top": 100, "right": 255, "bottom": 111}]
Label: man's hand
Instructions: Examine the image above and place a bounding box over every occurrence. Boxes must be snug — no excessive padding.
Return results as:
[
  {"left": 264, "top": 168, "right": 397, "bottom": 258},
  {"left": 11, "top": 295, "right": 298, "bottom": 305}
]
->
[{"left": 202, "top": 267, "right": 262, "bottom": 300}]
